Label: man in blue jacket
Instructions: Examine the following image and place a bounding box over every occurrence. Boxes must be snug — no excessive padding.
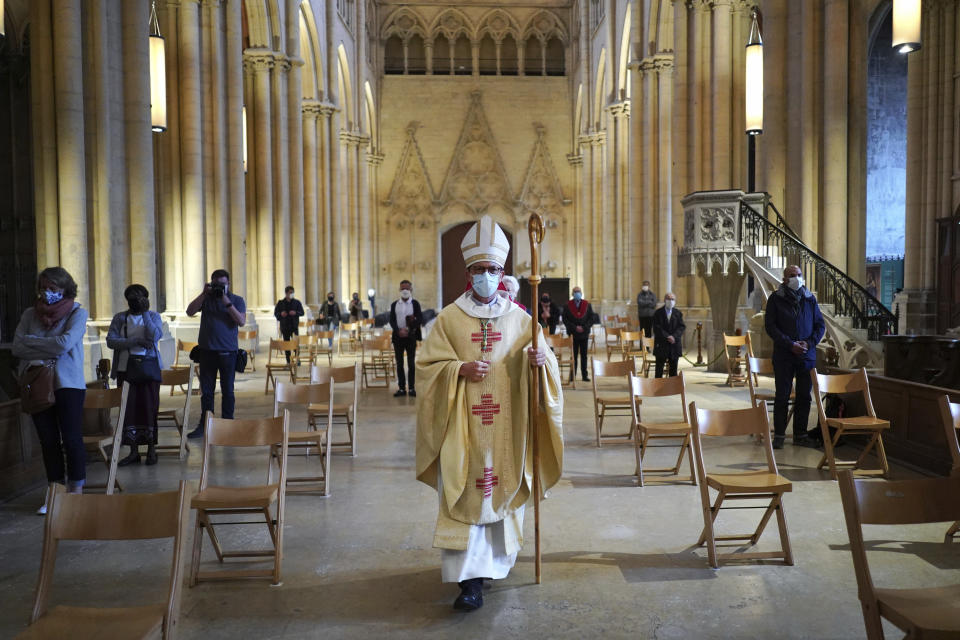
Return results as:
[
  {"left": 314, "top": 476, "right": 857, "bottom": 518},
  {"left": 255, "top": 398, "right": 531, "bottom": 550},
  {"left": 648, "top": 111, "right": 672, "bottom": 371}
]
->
[{"left": 765, "top": 265, "right": 825, "bottom": 449}]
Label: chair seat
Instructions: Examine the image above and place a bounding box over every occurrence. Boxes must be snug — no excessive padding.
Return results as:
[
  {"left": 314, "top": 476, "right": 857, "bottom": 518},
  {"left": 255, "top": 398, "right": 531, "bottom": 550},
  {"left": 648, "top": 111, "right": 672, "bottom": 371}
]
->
[
  {"left": 81, "top": 434, "right": 112, "bottom": 446},
  {"left": 597, "top": 395, "right": 635, "bottom": 407},
  {"left": 638, "top": 421, "right": 690, "bottom": 434},
  {"left": 157, "top": 408, "right": 177, "bottom": 418},
  {"left": 876, "top": 584, "right": 960, "bottom": 634},
  {"left": 17, "top": 604, "right": 164, "bottom": 639},
  {"left": 191, "top": 484, "right": 278, "bottom": 509},
  {"left": 288, "top": 430, "right": 327, "bottom": 443},
  {"left": 826, "top": 416, "right": 890, "bottom": 430},
  {"left": 753, "top": 391, "right": 795, "bottom": 402},
  {"left": 307, "top": 403, "right": 353, "bottom": 414},
  {"left": 706, "top": 470, "right": 792, "bottom": 493}
]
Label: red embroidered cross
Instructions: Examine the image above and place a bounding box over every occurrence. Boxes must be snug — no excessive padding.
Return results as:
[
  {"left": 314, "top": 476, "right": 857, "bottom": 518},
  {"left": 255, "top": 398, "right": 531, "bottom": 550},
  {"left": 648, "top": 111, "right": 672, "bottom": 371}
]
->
[
  {"left": 470, "top": 322, "right": 502, "bottom": 353},
  {"left": 475, "top": 467, "right": 499, "bottom": 497},
  {"left": 471, "top": 394, "right": 501, "bottom": 426}
]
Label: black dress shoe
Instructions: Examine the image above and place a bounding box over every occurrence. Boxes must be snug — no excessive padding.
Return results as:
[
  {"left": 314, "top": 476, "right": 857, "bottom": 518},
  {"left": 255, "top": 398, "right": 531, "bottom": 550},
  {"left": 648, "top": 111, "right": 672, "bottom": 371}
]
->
[
  {"left": 772, "top": 436, "right": 785, "bottom": 450},
  {"left": 792, "top": 435, "right": 821, "bottom": 449},
  {"left": 408, "top": 389, "right": 417, "bottom": 397},
  {"left": 145, "top": 447, "right": 159, "bottom": 465},
  {"left": 394, "top": 389, "right": 407, "bottom": 397},
  {"left": 186, "top": 426, "right": 204, "bottom": 439},
  {"left": 117, "top": 450, "right": 141, "bottom": 467},
  {"left": 582, "top": 375, "right": 590, "bottom": 382},
  {"left": 453, "top": 578, "right": 483, "bottom": 611}
]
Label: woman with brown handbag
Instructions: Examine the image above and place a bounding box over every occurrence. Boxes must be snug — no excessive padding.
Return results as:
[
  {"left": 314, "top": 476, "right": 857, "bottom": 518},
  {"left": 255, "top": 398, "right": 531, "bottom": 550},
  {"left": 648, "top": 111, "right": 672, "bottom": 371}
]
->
[
  {"left": 12, "top": 267, "right": 88, "bottom": 514},
  {"left": 106, "top": 284, "right": 164, "bottom": 467}
]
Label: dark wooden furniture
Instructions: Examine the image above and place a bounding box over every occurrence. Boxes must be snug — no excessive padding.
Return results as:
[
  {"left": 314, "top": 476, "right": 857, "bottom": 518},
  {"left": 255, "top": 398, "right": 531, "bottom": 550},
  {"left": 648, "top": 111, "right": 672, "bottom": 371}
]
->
[
  {"left": 936, "top": 212, "right": 960, "bottom": 333},
  {"left": 883, "top": 335, "right": 960, "bottom": 390},
  {"left": 0, "top": 399, "right": 45, "bottom": 502}
]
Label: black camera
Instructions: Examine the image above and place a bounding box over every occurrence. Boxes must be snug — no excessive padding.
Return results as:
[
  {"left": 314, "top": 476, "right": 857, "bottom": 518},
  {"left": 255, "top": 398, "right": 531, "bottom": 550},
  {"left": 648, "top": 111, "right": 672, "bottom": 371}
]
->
[{"left": 208, "top": 282, "right": 226, "bottom": 298}]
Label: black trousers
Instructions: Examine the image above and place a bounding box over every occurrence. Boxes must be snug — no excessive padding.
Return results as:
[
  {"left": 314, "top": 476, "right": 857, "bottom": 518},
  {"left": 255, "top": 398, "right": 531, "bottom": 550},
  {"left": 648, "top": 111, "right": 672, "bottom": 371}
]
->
[
  {"left": 655, "top": 356, "right": 678, "bottom": 378},
  {"left": 394, "top": 337, "right": 417, "bottom": 390},
  {"left": 197, "top": 350, "right": 237, "bottom": 428},
  {"left": 31, "top": 387, "right": 87, "bottom": 484},
  {"left": 280, "top": 327, "right": 298, "bottom": 362},
  {"left": 638, "top": 317, "right": 653, "bottom": 339},
  {"left": 773, "top": 357, "right": 814, "bottom": 438},
  {"left": 572, "top": 338, "right": 589, "bottom": 378}
]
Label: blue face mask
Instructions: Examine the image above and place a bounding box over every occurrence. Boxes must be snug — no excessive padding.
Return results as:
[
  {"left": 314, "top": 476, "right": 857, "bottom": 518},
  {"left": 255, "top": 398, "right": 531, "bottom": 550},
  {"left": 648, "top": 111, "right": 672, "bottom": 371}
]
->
[
  {"left": 43, "top": 290, "right": 64, "bottom": 305},
  {"left": 472, "top": 272, "right": 500, "bottom": 299},
  {"left": 573, "top": 291, "right": 583, "bottom": 302}
]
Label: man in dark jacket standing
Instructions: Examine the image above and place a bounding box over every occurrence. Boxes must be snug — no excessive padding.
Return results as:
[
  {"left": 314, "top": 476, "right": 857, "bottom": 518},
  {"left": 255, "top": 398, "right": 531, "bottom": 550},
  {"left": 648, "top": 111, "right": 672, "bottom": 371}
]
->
[
  {"left": 389, "top": 279, "right": 424, "bottom": 397},
  {"left": 537, "top": 293, "right": 561, "bottom": 335},
  {"left": 652, "top": 292, "right": 684, "bottom": 378},
  {"left": 562, "top": 286, "right": 596, "bottom": 382},
  {"left": 765, "top": 265, "right": 825, "bottom": 449},
  {"left": 636, "top": 280, "right": 657, "bottom": 340},
  {"left": 274, "top": 286, "right": 305, "bottom": 362}
]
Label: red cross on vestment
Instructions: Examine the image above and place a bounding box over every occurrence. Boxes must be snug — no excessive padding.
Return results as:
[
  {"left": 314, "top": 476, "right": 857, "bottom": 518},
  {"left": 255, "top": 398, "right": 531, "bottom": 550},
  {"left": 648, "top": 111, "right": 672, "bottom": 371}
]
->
[
  {"left": 475, "top": 466, "right": 499, "bottom": 497},
  {"left": 471, "top": 393, "right": 501, "bottom": 426},
  {"left": 470, "top": 323, "right": 502, "bottom": 353}
]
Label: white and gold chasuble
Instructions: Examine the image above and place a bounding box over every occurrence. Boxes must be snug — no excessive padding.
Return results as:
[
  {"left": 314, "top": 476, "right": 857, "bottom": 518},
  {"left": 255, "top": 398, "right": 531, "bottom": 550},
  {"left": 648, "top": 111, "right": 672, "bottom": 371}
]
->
[{"left": 416, "top": 293, "right": 564, "bottom": 554}]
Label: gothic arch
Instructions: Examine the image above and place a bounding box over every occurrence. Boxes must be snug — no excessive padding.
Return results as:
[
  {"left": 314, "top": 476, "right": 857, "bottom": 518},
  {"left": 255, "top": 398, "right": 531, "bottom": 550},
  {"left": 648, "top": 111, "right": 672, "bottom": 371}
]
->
[
  {"left": 381, "top": 6, "right": 428, "bottom": 41},
  {"left": 299, "top": 1, "right": 324, "bottom": 100},
  {"left": 617, "top": 4, "right": 632, "bottom": 98},
  {"left": 336, "top": 43, "right": 353, "bottom": 126},
  {"left": 594, "top": 48, "right": 606, "bottom": 129},
  {"left": 522, "top": 9, "right": 568, "bottom": 43},
  {"left": 429, "top": 8, "right": 474, "bottom": 43},
  {"left": 476, "top": 8, "right": 522, "bottom": 43},
  {"left": 243, "top": 0, "right": 272, "bottom": 49}
]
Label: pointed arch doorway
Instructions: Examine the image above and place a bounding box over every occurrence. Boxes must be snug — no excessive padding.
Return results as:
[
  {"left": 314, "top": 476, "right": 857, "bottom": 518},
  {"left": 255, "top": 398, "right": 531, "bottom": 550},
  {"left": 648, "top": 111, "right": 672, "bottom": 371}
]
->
[{"left": 440, "top": 222, "right": 514, "bottom": 307}]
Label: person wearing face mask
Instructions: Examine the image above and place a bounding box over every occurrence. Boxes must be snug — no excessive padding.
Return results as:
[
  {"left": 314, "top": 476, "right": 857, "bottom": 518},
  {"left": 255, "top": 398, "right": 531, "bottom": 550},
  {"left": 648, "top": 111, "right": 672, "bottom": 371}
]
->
[
  {"left": 185, "top": 269, "right": 247, "bottom": 439},
  {"left": 348, "top": 292, "right": 364, "bottom": 322},
  {"left": 651, "top": 292, "right": 685, "bottom": 378},
  {"left": 538, "top": 292, "right": 561, "bottom": 334},
  {"left": 106, "top": 284, "right": 165, "bottom": 466},
  {"left": 562, "top": 286, "right": 596, "bottom": 381},
  {"left": 13, "top": 267, "right": 89, "bottom": 512},
  {"left": 416, "top": 215, "right": 563, "bottom": 611},
  {"left": 765, "top": 264, "right": 825, "bottom": 449},
  {"left": 274, "top": 286, "right": 305, "bottom": 363},
  {"left": 636, "top": 280, "right": 657, "bottom": 340},
  {"left": 389, "top": 280, "right": 423, "bottom": 397},
  {"left": 319, "top": 291, "right": 341, "bottom": 348},
  {"left": 498, "top": 275, "right": 528, "bottom": 313}
]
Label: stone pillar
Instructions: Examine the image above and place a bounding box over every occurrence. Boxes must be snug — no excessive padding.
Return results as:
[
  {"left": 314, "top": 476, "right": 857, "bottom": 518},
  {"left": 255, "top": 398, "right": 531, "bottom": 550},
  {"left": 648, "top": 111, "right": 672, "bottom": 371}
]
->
[
  {"left": 302, "top": 102, "right": 321, "bottom": 305},
  {"left": 225, "top": 0, "right": 246, "bottom": 294},
  {"left": 272, "top": 54, "right": 291, "bottom": 297},
  {"left": 204, "top": 0, "right": 229, "bottom": 274},
  {"left": 671, "top": 1, "right": 689, "bottom": 304},
  {"left": 425, "top": 40, "right": 434, "bottom": 75},
  {"left": 567, "top": 153, "right": 583, "bottom": 284},
  {"left": 122, "top": 0, "right": 157, "bottom": 296},
  {"left": 319, "top": 104, "right": 337, "bottom": 296},
  {"left": 288, "top": 57, "right": 306, "bottom": 296},
  {"left": 710, "top": 0, "right": 732, "bottom": 189},
  {"left": 159, "top": 0, "right": 184, "bottom": 312},
  {"left": 179, "top": 0, "right": 206, "bottom": 302},
  {"left": 367, "top": 151, "right": 385, "bottom": 302},
  {"left": 246, "top": 50, "right": 275, "bottom": 309},
  {"left": 656, "top": 58, "right": 674, "bottom": 294},
  {"left": 30, "top": 0, "right": 59, "bottom": 268},
  {"left": 821, "top": 0, "right": 849, "bottom": 270},
  {"left": 51, "top": 0, "right": 89, "bottom": 309}
]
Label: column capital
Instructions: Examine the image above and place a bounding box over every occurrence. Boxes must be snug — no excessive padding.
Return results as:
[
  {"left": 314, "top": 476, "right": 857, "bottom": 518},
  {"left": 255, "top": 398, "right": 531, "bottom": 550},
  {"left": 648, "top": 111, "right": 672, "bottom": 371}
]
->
[
  {"left": 200, "top": 0, "right": 221, "bottom": 7},
  {"left": 274, "top": 53, "right": 291, "bottom": 71},
  {"left": 302, "top": 100, "right": 324, "bottom": 118},
  {"left": 606, "top": 101, "right": 630, "bottom": 117},
  {"left": 288, "top": 56, "right": 305, "bottom": 69},
  {"left": 243, "top": 48, "right": 275, "bottom": 71},
  {"left": 566, "top": 153, "right": 583, "bottom": 167},
  {"left": 367, "top": 151, "right": 385, "bottom": 166},
  {"left": 339, "top": 130, "right": 371, "bottom": 147},
  {"left": 317, "top": 102, "right": 337, "bottom": 118}
]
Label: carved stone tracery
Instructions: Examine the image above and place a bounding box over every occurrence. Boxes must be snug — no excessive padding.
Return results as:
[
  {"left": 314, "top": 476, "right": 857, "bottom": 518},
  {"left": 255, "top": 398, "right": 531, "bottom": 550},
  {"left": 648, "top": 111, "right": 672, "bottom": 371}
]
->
[
  {"left": 384, "top": 122, "right": 436, "bottom": 228},
  {"left": 518, "top": 124, "right": 569, "bottom": 225}
]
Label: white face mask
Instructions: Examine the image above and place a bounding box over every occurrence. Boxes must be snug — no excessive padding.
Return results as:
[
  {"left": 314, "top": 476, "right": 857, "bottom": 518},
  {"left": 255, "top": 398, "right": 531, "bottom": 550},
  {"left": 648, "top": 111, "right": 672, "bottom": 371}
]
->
[
  {"left": 400, "top": 290, "right": 411, "bottom": 300},
  {"left": 472, "top": 272, "right": 500, "bottom": 299},
  {"left": 665, "top": 299, "right": 675, "bottom": 310},
  {"left": 641, "top": 285, "right": 649, "bottom": 292},
  {"left": 787, "top": 276, "right": 804, "bottom": 291}
]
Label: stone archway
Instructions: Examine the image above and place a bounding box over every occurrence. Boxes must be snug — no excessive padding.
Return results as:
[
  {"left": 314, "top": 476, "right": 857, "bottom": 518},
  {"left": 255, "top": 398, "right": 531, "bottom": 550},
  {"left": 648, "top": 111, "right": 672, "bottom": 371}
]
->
[{"left": 440, "top": 222, "right": 513, "bottom": 307}]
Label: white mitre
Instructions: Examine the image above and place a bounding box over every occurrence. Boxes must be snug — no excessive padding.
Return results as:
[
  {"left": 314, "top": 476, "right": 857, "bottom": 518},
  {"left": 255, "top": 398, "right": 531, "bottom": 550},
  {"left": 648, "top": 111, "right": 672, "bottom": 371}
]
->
[{"left": 460, "top": 215, "right": 510, "bottom": 267}]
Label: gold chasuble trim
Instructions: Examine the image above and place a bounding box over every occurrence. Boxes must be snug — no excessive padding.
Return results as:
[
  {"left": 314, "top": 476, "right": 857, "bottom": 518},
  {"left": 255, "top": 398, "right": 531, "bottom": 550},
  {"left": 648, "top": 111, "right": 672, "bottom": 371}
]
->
[{"left": 415, "top": 303, "right": 564, "bottom": 553}]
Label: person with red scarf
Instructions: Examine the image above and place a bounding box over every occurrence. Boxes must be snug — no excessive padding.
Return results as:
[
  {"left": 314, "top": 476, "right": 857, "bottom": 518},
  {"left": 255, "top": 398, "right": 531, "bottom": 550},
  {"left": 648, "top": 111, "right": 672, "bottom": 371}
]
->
[
  {"left": 12, "top": 267, "right": 89, "bottom": 514},
  {"left": 561, "top": 286, "right": 596, "bottom": 382}
]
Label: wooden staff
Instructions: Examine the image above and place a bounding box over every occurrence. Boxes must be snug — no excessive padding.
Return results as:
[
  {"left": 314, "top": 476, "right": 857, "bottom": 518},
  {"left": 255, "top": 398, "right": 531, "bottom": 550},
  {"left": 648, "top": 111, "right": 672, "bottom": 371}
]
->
[{"left": 527, "top": 212, "right": 545, "bottom": 584}]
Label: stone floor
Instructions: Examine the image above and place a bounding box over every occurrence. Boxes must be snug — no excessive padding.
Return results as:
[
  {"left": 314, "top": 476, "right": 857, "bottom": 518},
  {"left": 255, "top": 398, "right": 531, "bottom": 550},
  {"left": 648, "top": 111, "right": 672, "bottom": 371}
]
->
[{"left": 1, "top": 356, "right": 958, "bottom": 639}]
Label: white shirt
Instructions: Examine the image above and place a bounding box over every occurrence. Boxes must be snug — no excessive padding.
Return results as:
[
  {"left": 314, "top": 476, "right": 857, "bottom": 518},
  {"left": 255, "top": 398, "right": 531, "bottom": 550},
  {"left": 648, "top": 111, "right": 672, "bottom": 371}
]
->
[
  {"left": 394, "top": 297, "right": 413, "bottom": 329},
  {"left": 118, "top": 314, "right": 147, "bottom": 371}
]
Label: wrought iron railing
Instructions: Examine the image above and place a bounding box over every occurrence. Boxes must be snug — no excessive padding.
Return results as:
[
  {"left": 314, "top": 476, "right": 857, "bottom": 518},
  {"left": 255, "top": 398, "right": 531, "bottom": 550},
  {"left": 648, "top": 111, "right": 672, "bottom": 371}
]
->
[{"left": 740, "top": 199, "right": 898, "bottom": 340}]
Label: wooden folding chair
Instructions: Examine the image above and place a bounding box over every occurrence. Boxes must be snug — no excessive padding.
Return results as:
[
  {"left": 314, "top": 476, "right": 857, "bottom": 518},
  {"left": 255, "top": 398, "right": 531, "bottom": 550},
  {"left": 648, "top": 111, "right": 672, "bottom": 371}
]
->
[
  {"left": 837, "top": 470, "right": 960, "bottom": 639},
  {"left": 18, "top": 482, "right": 191, "bottom": 640},
  {"left": 314, "top": 330, "right": 335, "bottom": 365},
  {"left": 82, "top": 382, "right": 130, "bottom": 495},
  {"left": 629, "top": 372, "right": 695, "bottom": 486},
  {"left": 722, "top": 333, "right": 752, "bottom": 387},
  {"left": 169, "top": 339, "right": 198, "bottom": 395},
  {"left": 636, "top": 332, "right": 656, "bottom": 377},
  {"left": 238, "top": 329, "right": 258, "bottom": 372},
  {"left": 273, "top": 381, "right": 335, "bottom": 495},
  {"left": 157, "top": 365, "right": 195, "bottom": 459},
  {"left": 338, "top": 322, "right": 361, "bottom": 355},
  {"left": 189, "top": 412, "right": 289, "bottom": 585},
  {"left": 689, "top": 402, "right": 794, "bottom": 568},
  {"left": 293, "top": 334, "right": 319, "bottom": 382},
  {"left": 544, "top": 334, "right": 576, "bottom": 389},
  {"left": 591, "top": 357, "right": 637, "bottom": 447},
  {"left": 604, "top": 326, "right": 623, "bottom": 361},
  {"left": 264, "top": 338, "right": 297, "bottom": 394},
  {"left": 747, "top": 356, "right": 794, "bottom": 444},
  {"left": 619, "top": 330, "right": 642, "bottom": 362},
  {"left": 311, "top": 363, "right": 361, "bottom": 457},
  {"left": 811, "top": 368, "right": 890, "bottom": 479},
  {"left": 936, "top": 394, "right": 960, "bottom": 541},
  {"left": 360, "top": 335, "right": 391, "bottom": 388}
]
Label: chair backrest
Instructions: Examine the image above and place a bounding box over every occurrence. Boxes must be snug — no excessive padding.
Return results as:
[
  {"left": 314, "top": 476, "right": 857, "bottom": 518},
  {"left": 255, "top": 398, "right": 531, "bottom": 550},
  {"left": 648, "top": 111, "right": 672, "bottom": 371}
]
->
[
  {"left": 592, "top": 357, "right": 635, "bottom": 378},
  {"left": 311, "top": 363, "right": 359, "bottom": 384},
  {"left": 642, "top": 335, "right": 654, "bottom": 351},
  {"left": 629, "top": 372, "right": 688, "bottom": 424},
  {"left": 238, "top": 329, "right": 257, "bottom": 343},
  {"left": 315, "top": 330, "right": 335, "bottom": 342},
  {"left": 161, "top": 365, "right": 193, "bottom": 387},
  {"left": 689, "top": 403, "right": 778, "bottom": 482},
  {"left": 605, "top": 326, "right": 623, "bottom": 342},
  {"left": 937, "top": 394, "right": 960, "bottom": 473},
  {"left": 811, "top": 367, "right": 877, "bottom": 418},
  {"left": 268, "top": 338, "right": 298, "bottom": 364},
  {"left": 297, "top": 333, "right": 317, "bottom": 347},
  {"left": 723, "top": 333, "right": 748, "bottom": 348},
  {"left": 83, "top": 385, "right": 125, "bottom": 410},
  {"left": 199, "top": 412, "right": 290, "bottom": 491},
  {"left": 273, "top": 380, "right": 333, "bottom": 414},
  {"left": 544, "top": 334, "right": 572, "bottom": 350},
  {"left": 621, "top": 330, "right": 641, "bottom": 346},
  {"left": 341, "top": 321, "right": 360, "bottom": 333},
  {"left": 30, "top": 481, "right": 192, "bottom": 631},
  {"left": 747, "top": 356, "right": 774, "bottom": 376}
]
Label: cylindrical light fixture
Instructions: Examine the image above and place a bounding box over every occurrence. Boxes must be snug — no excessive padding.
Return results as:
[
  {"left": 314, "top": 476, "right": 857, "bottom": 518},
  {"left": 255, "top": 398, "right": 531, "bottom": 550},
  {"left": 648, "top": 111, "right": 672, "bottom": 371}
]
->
[
  {"left": 242, "top": 105, "right": 248, "bottom": 172},
  {"left": 744, "top": 9, "right": 763, "bottom": 135},
  {"left": 149, "top": 2, "right": 167, "bottom": 132},
  {"left": 892, "top": 0, "right": 921, "bottom": 54},
  {"left": 1, "top": 0, "right": 6, "bottom": 38}
]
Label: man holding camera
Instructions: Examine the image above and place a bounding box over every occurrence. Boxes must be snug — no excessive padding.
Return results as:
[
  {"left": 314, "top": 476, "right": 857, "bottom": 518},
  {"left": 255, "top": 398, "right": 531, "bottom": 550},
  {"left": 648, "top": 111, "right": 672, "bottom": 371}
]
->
[{"left": 186, "top": 269, "right": 246, "bottom": 438}]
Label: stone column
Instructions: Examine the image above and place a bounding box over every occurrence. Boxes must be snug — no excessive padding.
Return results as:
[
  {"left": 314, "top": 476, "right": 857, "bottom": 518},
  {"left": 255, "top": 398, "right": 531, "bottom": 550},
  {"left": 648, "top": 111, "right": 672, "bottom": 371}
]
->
[
  {"left": 358, "top": 136, "right": 373, "bottom": 296},
  {"left": 160, "top": 0, "right": 184, "bottom": 312},
  {"left": 567, "top": 153, "right": 583, "bottom": 283},
  {"left": 179, "top": 0, "right": 206, "bottom": 302},
  {"left": 272, "top": 54, "right": 291, "bottom": 297},
  {"left": 122, "top": 0, "right": 157, "bottom": 295},
  {"left": 288, "top": 56, "right": 306, "bottom": 295},
  {"left": 425, "top": 40, "right": 434, "bottom": 75},
  {"left": 821, "top": 0, "right": 848, "bottom": 270},
  {"left": 710, "top": 0, "right": 732, "bottom": 188},
  {"left": 472, "top": 41, "right": 480, "bottom": 77},
  {"left": 203, "top": 0, "right": 228, "bottom": 273},
  {"left": 656, "top": 58, "right": 675, "bottom": 293},
  {"left": 302, "top": 102, "right": 321, "bottom": 305},
  {"left": 225, "top": 0, "right": 246, "bottom": 294},
  {"left": 319, "top": 104, "right": 336, "bottom": 296},
  {"left": 246, "top": 50, "right": 275, "bottom": 309},
  {"left": 30, "top": 0, "right": 59, "bottom": 267},
  {"left": 671, "top": 2, "right": 689, "bottom": 303}
]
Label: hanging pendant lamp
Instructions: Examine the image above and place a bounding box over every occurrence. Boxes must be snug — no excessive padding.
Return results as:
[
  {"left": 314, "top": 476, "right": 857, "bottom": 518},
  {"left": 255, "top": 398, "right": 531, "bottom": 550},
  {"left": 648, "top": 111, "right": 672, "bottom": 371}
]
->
[
  {"left": 150, "top": 1, "right": 167, "bottom": 132},
  {"left": 892, "top": 0, "right": 922, "bottom": 54},
  {"left": 744, "top": 8, "right": 763, "bottom": 135}
]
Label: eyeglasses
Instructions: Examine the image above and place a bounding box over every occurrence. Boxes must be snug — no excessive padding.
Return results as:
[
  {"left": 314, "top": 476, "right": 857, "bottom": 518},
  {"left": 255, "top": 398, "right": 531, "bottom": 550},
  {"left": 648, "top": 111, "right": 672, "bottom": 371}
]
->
[{"left": 468, "top": 265, "right": 504, "bottom": 276}]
